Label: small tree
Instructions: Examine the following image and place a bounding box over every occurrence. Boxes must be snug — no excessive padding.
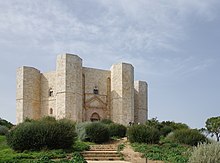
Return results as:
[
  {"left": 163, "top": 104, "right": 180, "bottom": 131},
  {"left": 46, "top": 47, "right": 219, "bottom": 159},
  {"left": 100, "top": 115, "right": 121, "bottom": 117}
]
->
[{"left": 205, "top": 116, "right": 220, "bottom": 142}]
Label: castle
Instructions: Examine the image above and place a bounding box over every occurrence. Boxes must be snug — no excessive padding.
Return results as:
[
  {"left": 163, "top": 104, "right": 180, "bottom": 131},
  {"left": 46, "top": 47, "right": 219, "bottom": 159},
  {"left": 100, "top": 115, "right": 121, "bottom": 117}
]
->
[{"left": 16, "top": 54, "right": 148, "bottom": 125}]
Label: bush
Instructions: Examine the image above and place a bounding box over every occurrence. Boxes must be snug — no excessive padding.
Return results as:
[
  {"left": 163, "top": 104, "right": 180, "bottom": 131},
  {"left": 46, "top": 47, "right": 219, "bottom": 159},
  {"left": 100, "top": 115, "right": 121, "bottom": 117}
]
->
[
  {"left": 160, "top": 126, "right": 173, "bottom": 137},
  {"left": 0, "top": 118, "right": 13, "bottom": 129},
  {"left": 6, "top": 117, "right": 77, "bottom": 151},
  {"left": 108, "top": 123, "right": 127, "bottom": 138},
  {"left": 85, "top": 122, "right": 110, "bottom": 143},
  {"left": 189, "top": 142, "right": 220, "bottom": 163},
  {"left": 100, "top": 119, "right": 113, "bottom": 124},
  {"left": 168, "top": 129, "right": 207, "bottom": 146},
  {"left": 127, "top": 124, "right": 160, "bottom": 144},
  {"left": 0, "top": 125, "right": 9, "bottom": 135},
  {"left": 75, "top": 121, "right": 92, "bottom": 141},
  {"left": 72, "top": 140, "right": 90, "bottom": 152}
]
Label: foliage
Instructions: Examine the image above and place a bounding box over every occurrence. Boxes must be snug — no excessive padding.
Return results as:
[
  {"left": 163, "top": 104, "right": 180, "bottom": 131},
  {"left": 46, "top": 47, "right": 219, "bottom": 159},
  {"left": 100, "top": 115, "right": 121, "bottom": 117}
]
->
[
  {"left": 159, "top": 125, "right": 173, "bottom": 137},
  {"left": 85, "top": 122, "right": 110, "bottom": 143},
  {"left": 146, "top": 118, "right": 163, "bottom": 130},
  {"left": 72, "top": 152, "right": 87, "bottom": 163},
  {"left": 100, "top": 119, "right": 113, "bottom": 124},
  {"left": 72, "top": 140, "right": 90, "bottom": 152},
  {"left": 127, "top": 124, "right": 160, "bottom": 144},
  {"left": 188, "top": 142, "right": 220, "bottom": 163},
  {"left": 6, "top": 117, "right": 77, "bottom": 151},
  {"left": 161, "top": 121, "right": 189, "bottom": 130},
  {"left": 108, "top": 123, "right": 127, "bottom": 138},
  {"left": 0, "top": 125, "right": 9, "bottom": 135},
  {"left": 117, "top": 143, "right": 125, "bottom": 152},
  {"left": 0, "top": 135, "right": 88, "bottom": 162},
  {"left": 167, "top": 129, "right": 207, "bottom": 146},
  {"left": 146, "top": 118, "right": 189, "bottom": 137},
  {"left": 132, "top": 142, "right": 191, "bottom": 163},
  {"left": 205, "top": 116, "right": 220, "bottom": 141},
  {"left": 75, "top": 121, "right": 92, "bottom": 141},
  {"left": 0, "top": 118, "right": 13, "bottom": 129}
]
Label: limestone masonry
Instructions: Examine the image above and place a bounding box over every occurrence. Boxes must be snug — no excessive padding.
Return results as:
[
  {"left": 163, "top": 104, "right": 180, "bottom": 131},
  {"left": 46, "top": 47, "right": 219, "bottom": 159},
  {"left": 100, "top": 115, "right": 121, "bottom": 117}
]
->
[{"left": 16, "top": 54, "right": 148, "bottom": 125}]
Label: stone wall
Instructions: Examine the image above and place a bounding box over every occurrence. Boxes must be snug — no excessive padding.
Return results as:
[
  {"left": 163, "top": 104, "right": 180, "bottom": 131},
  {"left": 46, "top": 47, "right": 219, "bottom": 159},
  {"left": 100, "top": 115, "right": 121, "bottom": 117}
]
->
[
  {"left": 111, "top": 63, "right": 134, "bottom": 125},
  {"left": 40, "top": 71, "right": 56, "bottom": 117},
  {"left": 56, "top": 54, "right": 83, "bottom": 122},
  {"left": 16, "top": 53, "right": 148, "bottom": 125},
  {"left": 134, "top": 81, "right": 148, "bottom": 123},
  {"left": 16, "top": 66, "right": 41, "bottom": 124},
  {"left": 83, "top": 67, "right": 111, "bottom": 121}
]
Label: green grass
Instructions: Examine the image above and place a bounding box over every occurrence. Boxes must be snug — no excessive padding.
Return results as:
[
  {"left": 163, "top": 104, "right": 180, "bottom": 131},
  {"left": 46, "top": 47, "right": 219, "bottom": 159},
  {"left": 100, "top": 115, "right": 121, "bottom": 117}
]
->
[
  {"left": 132, "top": 142, "right": 192, "bottom": 163},
  {"left": 0, "top": 136, "right": 88, "bottom": 162}
]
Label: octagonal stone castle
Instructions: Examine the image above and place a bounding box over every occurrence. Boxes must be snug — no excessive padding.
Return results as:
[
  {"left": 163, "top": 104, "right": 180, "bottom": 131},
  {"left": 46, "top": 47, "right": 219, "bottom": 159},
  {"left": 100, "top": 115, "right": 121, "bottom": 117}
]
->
[{"left": 16, "top": 53, "right": 148, "bottom": 125}]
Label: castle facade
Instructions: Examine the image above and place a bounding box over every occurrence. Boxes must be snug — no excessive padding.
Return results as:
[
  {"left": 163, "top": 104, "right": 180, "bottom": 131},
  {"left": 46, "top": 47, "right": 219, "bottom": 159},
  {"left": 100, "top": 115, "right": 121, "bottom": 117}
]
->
[{"left": 16, "top": 54, "right": 148, "bottom": 125}]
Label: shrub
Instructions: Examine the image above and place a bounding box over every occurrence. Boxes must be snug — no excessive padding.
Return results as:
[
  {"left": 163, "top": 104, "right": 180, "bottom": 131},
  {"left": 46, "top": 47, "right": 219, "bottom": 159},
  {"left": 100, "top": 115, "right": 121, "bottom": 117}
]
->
[
  {"left": 100, "top": 119, "right": 113, "bottom": 124},
  {"left": 189, "top": 142, "right": 220, "bottom": 163},
  {"left": 85, "top": 122, "right": 110, "bottom": 143},
  {"left": 75, "top": 121, "right": 92, "bottom": 141},
  {"left": 0, "top": 118, "right": 13, "bottom": 129},
  {"left": 6, "top": 117, "right": 77, "bottom": 151},
  {"left": 168, "top": 129, "right": 207, "bottom": 146},
  {"left": 160, "top": 126, "right": 173, "bottom": 137},
  {"left": 72, "top": 140, "right": 90, "bottom": 152},
  {"left": 127, "top": 124, "right": 160, "bottom": 144},
  {"left": 0, "top": 125, "right": 9, "bottom": 135},
  {"left": 108, "top": 123, "right": 127, "bottom": 138}
]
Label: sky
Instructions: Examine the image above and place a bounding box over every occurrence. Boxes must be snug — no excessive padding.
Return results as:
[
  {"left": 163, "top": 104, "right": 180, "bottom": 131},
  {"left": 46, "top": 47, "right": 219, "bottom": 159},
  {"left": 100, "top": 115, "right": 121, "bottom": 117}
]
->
[{"left": 0, "top": 0, "right": 219, "bottom": 128}]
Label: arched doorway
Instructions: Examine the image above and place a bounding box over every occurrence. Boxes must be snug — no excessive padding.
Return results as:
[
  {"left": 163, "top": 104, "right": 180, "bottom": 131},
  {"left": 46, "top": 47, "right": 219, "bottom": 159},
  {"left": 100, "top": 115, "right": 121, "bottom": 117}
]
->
[{"left": 90, "top": 112, "right": 100, "bottom": 122}]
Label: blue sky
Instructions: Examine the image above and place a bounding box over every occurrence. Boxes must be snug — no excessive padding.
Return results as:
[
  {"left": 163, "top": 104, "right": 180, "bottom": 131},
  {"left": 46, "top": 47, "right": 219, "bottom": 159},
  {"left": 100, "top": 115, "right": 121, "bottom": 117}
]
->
[{"left": 0, "top": 0, "right": 219, "bottom": 128}]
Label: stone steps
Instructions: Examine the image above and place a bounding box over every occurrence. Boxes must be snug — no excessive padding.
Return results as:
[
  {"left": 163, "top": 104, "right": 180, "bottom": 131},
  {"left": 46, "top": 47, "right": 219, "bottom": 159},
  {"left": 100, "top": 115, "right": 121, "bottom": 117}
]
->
[{"left": 82, "top": 144, "right": 123, "bottom": 161}]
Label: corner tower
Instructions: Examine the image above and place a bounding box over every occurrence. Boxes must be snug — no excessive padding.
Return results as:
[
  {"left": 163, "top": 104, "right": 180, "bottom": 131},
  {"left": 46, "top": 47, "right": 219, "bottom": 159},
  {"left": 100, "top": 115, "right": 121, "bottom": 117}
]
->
[
  {"left": 16, "top": 67, "right": 41, "bottom": 124},
  {"left": 134, "top": 81, "right": 148, "bottom": 123},
  {"left": 56, "top": 54, "right": 83, "bottom": 122},
  {"left": 111, "top": 63, "right": 134, "bottom": 125}
]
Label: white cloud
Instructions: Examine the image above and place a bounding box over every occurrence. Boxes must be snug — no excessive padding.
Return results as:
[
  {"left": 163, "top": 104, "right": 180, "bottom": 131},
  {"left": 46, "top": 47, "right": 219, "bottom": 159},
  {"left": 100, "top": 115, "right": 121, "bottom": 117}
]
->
[{"left": 0, "top": 0, "right": 219, "bottom": 73}]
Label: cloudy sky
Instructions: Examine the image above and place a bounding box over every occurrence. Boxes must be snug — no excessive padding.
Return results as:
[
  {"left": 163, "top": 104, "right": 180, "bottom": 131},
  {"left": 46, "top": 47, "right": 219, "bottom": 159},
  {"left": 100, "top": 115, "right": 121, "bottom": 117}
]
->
[{"left": 0, "top": 0, "right": 219, "bottom": 128}]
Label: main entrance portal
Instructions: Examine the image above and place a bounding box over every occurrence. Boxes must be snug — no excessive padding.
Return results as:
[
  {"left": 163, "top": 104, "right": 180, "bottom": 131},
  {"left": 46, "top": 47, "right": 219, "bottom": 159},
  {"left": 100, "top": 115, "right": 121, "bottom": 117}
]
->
[{"left": 90, "top": 112, "right": 100, "bottom": 122}]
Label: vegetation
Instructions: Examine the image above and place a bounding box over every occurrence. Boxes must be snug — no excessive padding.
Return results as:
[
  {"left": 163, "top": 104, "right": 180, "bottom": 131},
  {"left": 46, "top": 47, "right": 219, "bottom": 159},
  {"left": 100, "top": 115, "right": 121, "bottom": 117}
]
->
[
  {"left": 0, "top": 135, "right": 88, "bottom": 162},
  {"left": 146, "top": 118, "right": 189, "bottom": 137},
  {"left": 0, "top": 118, "right": 13, "bottom": 129},
  {"left": 166, "top": 129, "right": 207, "bottom": 146},
  {"left": 7, "top": 117, "right": 77, "bottom": 151},
  {"left": 132, "top": 142, "right": 191, "bottom": 163},
  {"left": 85, "top": 122, "right": 110, "bottom": 143},
  {"left": 108, "top": 123, "right": 127, "bottom": 138},
  {"left": 188, "top": 142, "right": 220, "bottom": 163},
  {"left": 75, "top": 121, "right": 92, "bottom": 141},
  {"left": 0, "top": 125, "right": 9, "bottom": 135},
  {"left": 100, "top": 119, "right": 113, "bottom": 124},
  {"left": 205, "top": 116, "right": 220, "bottom": 141},
  {"left": 127, "top": 124, "right": 160, "bottom": 144}
]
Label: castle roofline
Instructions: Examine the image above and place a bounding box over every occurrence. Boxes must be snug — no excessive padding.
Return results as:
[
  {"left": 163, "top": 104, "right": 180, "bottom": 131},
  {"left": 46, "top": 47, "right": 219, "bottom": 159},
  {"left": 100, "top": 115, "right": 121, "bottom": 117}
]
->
[{"left": 57, "top": 53, "right": 82, "bottom": 60}]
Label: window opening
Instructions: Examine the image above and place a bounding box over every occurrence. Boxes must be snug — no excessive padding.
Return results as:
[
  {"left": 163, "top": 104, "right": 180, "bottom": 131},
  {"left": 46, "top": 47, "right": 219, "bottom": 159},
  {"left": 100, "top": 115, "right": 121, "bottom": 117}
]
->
[
  {"left": 93, "top": 86, "right": 99, "bottom": 94},
  {"left": 49, "top": 88, "right": 53, "bottom": 97},
  {"left": 50, "top": 108, "right": 53, "bottom": 115}
]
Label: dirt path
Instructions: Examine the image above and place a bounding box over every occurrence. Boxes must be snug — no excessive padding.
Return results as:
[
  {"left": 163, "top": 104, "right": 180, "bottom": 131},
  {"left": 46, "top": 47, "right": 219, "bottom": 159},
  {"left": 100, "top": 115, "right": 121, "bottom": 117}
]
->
[{"left": 120, "top": 138, "right": 164, "bottom": 163}]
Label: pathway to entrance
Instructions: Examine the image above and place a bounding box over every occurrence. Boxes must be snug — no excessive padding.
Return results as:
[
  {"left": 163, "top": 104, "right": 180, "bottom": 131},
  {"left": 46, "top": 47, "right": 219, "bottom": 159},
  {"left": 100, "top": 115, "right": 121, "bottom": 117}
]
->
[{"left": 81, "top": 138, "right": 161, "bottom": 163}]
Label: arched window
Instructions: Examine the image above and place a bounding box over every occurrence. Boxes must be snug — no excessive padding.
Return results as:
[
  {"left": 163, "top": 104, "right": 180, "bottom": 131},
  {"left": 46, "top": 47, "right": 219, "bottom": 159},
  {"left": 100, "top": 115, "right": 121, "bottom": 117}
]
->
[
  {"left": 49, "top": 88, "right": 53, "bottom": 97},
  {"left": 93, "top": 86, "right": 99, "bottom": 94},
  {"left": 50, "top": 108, "right": 53, "bottom": 115}
]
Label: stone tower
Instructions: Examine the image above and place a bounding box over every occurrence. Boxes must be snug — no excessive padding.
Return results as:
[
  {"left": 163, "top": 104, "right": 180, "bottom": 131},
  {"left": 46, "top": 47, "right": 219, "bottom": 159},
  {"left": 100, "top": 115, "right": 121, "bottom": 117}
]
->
[
  {"left": 16, "top": 67, "right": 41, "bottom": 123},
  {"left": 56, "top": 54, "right": 83, "bottom": 121},
  {"left": 16, "top": 53, "right": 148, "bottom": 125},
  {"left": 111, "top": 63, "right": 134, "bottom": 125}
]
